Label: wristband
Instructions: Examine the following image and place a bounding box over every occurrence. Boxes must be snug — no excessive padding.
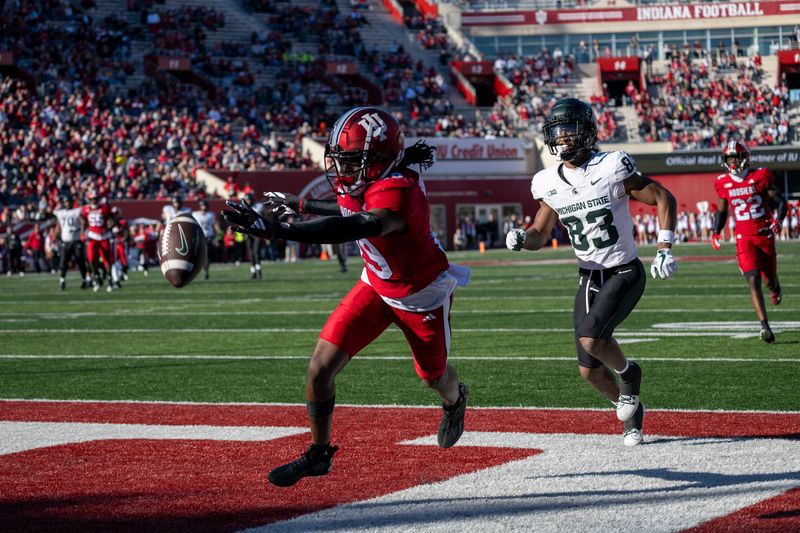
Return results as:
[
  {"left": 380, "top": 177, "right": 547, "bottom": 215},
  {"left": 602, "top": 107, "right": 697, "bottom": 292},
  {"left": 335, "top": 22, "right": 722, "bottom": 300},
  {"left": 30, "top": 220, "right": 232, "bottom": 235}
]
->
[{"left": 657, "top": 229, "right": 675, "bottom": 244}]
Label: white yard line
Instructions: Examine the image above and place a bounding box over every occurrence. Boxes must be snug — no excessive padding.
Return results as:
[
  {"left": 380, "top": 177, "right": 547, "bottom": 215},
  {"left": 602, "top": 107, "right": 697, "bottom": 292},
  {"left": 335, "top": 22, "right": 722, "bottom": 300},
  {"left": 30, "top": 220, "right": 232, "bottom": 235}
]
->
[
  {"left": 2, "top": 307, "right": 797, "bottom": 318},
  {"left": 0, "top": 354, "right": 797, "bottom": 363},
  {"left": 1, "top": 397, "right": 799, "bottom": 414}
]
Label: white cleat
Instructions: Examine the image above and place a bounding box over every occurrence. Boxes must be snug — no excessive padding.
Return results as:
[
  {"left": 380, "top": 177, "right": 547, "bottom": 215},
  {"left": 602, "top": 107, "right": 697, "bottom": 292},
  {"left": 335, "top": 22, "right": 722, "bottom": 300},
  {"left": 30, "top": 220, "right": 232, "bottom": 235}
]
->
[
  {"left": 623, "top": 402, "right": 645, "bottom": 446},
  {"left": 616, "top": 394, "right": 640, "bottom": 422},
  {"left": 623, "top": 428, "right": 644, "bottom": 447}
]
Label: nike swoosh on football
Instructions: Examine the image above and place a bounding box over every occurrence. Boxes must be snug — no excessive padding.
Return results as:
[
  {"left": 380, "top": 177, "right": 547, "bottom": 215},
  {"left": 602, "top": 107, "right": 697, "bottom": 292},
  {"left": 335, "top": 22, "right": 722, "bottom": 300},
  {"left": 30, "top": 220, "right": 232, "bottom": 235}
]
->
[{"left": 175, "top": 225, "right": 189, "bottom": 256}]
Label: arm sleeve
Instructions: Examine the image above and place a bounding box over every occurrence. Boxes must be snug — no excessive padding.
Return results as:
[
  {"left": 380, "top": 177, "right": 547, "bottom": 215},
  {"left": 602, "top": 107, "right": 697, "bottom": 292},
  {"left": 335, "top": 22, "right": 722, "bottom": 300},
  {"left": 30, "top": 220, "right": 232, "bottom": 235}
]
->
[
  {"left": 769, "top": 189, "right": 787, "bottom": 221},
  {"left": 713, "top": 209, "right": 727, "bottom": 234},
  {"left": 274, "top": 212, "right": 383, "bottom": 244},
  {"left": 301, "top": 199, "right": 342, "bottom": 217}
]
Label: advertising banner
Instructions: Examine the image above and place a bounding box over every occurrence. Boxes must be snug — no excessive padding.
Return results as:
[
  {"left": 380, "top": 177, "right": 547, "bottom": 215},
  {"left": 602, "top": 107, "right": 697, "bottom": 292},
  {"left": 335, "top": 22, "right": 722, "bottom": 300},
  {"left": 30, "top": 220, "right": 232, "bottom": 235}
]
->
[{"left": 462, "top": 1, "right": 800, "bottom": 27}]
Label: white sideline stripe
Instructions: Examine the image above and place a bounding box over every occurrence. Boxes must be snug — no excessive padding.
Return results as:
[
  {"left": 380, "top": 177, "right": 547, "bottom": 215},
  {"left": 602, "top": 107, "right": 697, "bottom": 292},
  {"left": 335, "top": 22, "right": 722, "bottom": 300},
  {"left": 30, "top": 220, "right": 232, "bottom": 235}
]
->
[
  {"left": 3, "top": 397, "right": 800, "bottom": 415},
  {"left": 6, "top": 307, "right": 799, "bottom": 318},
  {"left": 0, "top": 354, "right": 797, "bottom": 363},
  {"left": 1, "top": 327, "right": 797, "bottom": 336},
  {"left": 1, "top": 294, "right": 792, "bottom": 305},
  {"left": 0, "top": 421, "right": 308, "bottom": 456}
]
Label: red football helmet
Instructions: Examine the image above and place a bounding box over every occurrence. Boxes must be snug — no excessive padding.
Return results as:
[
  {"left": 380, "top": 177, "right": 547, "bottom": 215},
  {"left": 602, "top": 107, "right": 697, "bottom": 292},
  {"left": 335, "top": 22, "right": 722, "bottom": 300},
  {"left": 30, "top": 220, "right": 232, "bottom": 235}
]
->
[
  {"left": 722, "top": 139, "right": 750, "bottom": 175},
  {"left": 86, "top": 190, "right": 99, "bottom": 207},
  {"left": 325, "top": 107, "right": 405, "bottom": 197}
]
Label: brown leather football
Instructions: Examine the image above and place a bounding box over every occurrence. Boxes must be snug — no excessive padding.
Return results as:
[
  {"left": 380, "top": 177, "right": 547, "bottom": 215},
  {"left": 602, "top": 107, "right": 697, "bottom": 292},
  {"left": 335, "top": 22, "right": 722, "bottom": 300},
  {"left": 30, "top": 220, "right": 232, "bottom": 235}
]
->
[{"left": 159, "top": 214, "right": 207, "bottom": 288}]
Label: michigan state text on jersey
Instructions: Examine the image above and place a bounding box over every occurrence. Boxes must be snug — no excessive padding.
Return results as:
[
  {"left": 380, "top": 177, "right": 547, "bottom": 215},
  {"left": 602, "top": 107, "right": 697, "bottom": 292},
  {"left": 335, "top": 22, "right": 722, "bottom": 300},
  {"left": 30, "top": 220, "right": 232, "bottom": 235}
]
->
[{"left": 506, "top": 98, "right": 677, "bottom": 447}]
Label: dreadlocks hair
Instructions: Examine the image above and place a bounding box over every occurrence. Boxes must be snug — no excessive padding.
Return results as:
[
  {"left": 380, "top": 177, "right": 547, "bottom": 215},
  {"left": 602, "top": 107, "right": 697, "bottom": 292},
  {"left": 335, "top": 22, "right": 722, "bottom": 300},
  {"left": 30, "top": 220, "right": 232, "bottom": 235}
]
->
[{"left": 398, "top": 140, "right": 436, "bottom": 171}]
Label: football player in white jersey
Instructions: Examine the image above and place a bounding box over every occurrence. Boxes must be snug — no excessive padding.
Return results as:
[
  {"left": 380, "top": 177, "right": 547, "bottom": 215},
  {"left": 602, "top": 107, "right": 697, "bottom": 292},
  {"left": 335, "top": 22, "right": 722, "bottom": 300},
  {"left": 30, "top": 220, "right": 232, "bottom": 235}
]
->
[
  {"left": 506, "top": 98, "right": 677, "bottom": 446},
  {"left": 161, "top": 195, "right": 192, "bottom": 224},
  {"left": 54, "top": 195, "right": 91, "bottom": 290},
  {"left": 192, "top": 200, "right": 219, "bottom": 280}
]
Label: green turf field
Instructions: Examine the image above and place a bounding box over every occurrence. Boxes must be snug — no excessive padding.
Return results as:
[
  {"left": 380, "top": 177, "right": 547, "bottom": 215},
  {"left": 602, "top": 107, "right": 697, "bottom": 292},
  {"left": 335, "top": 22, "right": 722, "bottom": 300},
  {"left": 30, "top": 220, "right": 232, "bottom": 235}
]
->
[{"left": 1, "top": 242, "right": 798, "bottom": 410}]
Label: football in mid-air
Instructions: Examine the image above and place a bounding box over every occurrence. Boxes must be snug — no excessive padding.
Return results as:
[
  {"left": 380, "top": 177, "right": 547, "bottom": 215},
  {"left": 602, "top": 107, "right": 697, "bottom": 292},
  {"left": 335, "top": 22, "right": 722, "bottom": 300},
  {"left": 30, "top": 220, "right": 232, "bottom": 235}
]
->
[{"left": 159, "top": 214, "right": 207, "bottom": 288}]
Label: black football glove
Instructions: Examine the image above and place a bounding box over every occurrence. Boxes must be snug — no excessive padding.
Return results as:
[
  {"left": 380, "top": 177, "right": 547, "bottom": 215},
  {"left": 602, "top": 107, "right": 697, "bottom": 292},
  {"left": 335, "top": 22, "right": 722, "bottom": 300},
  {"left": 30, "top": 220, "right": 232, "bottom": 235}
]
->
[
  {"left": 221, "top": 199, "right": 275, "bottom": 239},
  {"left": 264, "top": 191, "right": 301, "bottom": 218}
]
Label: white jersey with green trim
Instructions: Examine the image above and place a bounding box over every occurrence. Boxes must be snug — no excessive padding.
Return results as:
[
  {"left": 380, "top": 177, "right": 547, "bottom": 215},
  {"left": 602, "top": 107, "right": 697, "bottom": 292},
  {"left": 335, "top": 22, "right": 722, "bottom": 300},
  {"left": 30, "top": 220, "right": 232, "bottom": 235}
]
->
[{"left": 531, "top": 151, "right": 638, "bottom": 269}]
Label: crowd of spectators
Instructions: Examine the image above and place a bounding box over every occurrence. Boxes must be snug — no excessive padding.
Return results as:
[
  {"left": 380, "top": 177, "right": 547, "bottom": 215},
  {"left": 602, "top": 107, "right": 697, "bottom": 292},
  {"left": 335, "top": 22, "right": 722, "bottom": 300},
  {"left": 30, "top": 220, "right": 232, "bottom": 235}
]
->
[
  {"left": 0, "top": 0, "right": 343, "bottom": 222},
  {"left": 629, "top": 46, "right": 794, "bottom": 149},
  {"left": 488, "top": 49, "right": 623, "bottom": 142}
]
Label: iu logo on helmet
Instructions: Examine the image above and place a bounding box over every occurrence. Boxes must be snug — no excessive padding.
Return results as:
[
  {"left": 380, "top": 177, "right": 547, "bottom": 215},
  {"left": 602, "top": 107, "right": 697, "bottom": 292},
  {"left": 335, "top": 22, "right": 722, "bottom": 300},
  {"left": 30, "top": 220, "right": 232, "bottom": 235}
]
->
[{"left": 358, "top": 112, "right": 387, "bottom": 143}]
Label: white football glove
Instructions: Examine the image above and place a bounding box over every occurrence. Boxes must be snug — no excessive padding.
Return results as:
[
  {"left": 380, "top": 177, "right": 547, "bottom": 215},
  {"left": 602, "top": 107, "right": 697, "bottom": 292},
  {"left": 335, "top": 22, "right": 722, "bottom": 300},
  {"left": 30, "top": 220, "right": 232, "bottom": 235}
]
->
[
  {"left": 650, "top": 248, "right": 677, "bottom": 279},
  {"left": 505, "top": 228, "right": 526, "bottom": 251}
]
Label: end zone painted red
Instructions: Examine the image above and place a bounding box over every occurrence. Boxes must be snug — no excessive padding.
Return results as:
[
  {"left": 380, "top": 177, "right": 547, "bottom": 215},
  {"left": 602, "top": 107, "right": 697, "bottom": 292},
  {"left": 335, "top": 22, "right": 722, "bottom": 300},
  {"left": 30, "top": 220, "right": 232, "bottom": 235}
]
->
[
  {"left": 686, "top": 487, "right": 800, "bottom": 533},
  {"left": 1, "top": 401, "right": 799, "bottom": 532}
]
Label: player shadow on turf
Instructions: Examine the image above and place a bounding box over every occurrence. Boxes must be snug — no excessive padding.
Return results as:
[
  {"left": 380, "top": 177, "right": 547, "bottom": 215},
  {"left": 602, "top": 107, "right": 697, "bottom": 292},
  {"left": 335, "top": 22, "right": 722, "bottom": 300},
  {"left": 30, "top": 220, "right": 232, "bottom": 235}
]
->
[
  {"left": 263, "top": 468, "right": 800, "bottom": 531},
  {"left": 536, "top": 467, "right": 800, "bottom": 487},
  {"left": 642, "top": 433, "right": 800, "bottom": 446}
]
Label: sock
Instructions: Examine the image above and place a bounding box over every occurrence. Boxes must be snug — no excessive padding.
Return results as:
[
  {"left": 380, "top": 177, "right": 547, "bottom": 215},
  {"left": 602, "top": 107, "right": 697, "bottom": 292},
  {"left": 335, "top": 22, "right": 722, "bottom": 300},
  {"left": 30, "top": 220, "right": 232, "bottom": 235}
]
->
[
  {"left": 308, "top": 443, "right": 333, "bottom": 458},
  {"left": 619, "top": 361, "right": 641, "bottom": 384},
  {"left": 761, "top": 320, "right": 770, "bottom": 328},
  {"left": 615, "top": 360, "right": 630, "bottom": 375},
  {"left": 444, "top": 393, "right": 463, "bottom": 411}
]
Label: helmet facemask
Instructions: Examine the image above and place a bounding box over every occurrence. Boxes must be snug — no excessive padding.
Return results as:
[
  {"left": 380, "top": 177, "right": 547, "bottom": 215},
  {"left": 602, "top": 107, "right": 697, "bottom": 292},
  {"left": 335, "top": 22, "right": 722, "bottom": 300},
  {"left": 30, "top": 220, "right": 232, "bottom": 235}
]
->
[
  {"left": 723, "top": 153, "right": 749, "bottom": 176},
  {"left": 325, "top": 140, "right": 403, "bottom": 198},
  {"left": 721, "top": 140, "right": 750, "bottom": 177},
  {"left": 544, "top": 117, "right": 596, "bottom": 164}
]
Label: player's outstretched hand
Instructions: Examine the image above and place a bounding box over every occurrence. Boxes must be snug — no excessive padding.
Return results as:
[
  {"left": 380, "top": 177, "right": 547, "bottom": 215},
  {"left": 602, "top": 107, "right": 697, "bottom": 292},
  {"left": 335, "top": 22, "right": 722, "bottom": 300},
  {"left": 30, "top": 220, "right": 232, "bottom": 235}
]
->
[
  {"left": 710, "top": 233, "right": 721, "bottom": 250},
  {"left": 650, "top": 248, "right": 677, "bottom": 279},
  {"left": 265, "top": 192, "right": 301, "bottom": 218},
  {"left": 769, "top": 219, "right": 781, "bottom": 235},
  {"left": 505, "top": 229, "right": 526, "bottom": 251},
  {"left": 221, "top": 199, "right": 275, "bottom": 240}
]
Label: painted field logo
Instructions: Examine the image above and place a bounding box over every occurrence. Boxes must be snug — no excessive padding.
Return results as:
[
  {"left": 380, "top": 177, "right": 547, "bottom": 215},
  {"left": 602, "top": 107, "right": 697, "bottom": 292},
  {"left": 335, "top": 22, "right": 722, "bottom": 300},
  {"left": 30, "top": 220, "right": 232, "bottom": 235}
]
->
[{"left": 1, "top": 401, "right": 799, "bottom": 532}]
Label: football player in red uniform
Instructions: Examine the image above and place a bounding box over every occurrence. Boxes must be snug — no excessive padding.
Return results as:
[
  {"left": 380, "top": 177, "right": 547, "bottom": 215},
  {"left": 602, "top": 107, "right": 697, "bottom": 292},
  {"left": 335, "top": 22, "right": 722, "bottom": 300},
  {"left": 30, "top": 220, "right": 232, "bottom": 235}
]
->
[
  {"left": 223, "top": 107, "right": 470, "bottom": 487},
  {"left": 111, "top": 206, "right": 130, "bottom": 284},
  {"left": 711, "top": 140, "right": 787, "bottom": 342},
  {"left": 80, "top": 192, "right": 119, "bottom": 292}
]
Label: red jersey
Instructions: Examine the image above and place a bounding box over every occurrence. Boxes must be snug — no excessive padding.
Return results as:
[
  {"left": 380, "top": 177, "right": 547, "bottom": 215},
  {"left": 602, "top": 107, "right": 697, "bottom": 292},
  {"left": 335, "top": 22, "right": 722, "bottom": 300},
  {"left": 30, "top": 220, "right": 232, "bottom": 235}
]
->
[
  {"left": 337, "top": 169, "right": 449, "bottom": 299},
  {"left": 81, "top": 204, "right": 113, "bottom": 240},
  {"left": 113, "top": 219, "right": 130, "bottom": 244},
  {"left": 714, "top": 168, "right": 775, "bottom": 236}
]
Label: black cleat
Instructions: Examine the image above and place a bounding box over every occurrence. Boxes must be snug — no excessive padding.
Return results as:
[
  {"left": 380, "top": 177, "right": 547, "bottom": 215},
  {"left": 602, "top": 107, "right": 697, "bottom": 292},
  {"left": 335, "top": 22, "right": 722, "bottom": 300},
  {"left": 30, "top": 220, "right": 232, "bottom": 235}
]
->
[
  {"left": 268, "top": 444, "right": 338, "bottom": 487},
  {"left": 59, "top": 280, "right": 66, "bottom": 291},
  {"left": 438, "top": 382, "right": 468, "bottom": 448},
  {"left": 760, "top": 326, "right": 775, "bottom": 343},
  {"left": 80, "top": 280, "right": 91, "bottom": 290}
]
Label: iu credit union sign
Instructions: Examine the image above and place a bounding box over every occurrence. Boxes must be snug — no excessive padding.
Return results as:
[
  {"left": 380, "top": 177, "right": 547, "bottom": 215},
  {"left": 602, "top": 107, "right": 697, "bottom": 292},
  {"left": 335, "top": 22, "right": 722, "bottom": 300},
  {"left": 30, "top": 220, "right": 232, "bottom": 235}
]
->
[
  {"left": 405, "top": 137, "right": 530, "bottom": 176},
  {"left": 462, "top": 1, "right": 799, "bottom": 26}
]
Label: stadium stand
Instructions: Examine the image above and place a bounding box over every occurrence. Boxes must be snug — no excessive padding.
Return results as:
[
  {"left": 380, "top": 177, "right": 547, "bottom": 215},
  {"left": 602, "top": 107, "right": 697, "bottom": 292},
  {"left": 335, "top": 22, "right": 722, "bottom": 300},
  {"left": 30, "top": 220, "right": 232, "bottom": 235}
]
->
[{"left": 1, "top": 0, "right": 800, "bottom": 274}]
